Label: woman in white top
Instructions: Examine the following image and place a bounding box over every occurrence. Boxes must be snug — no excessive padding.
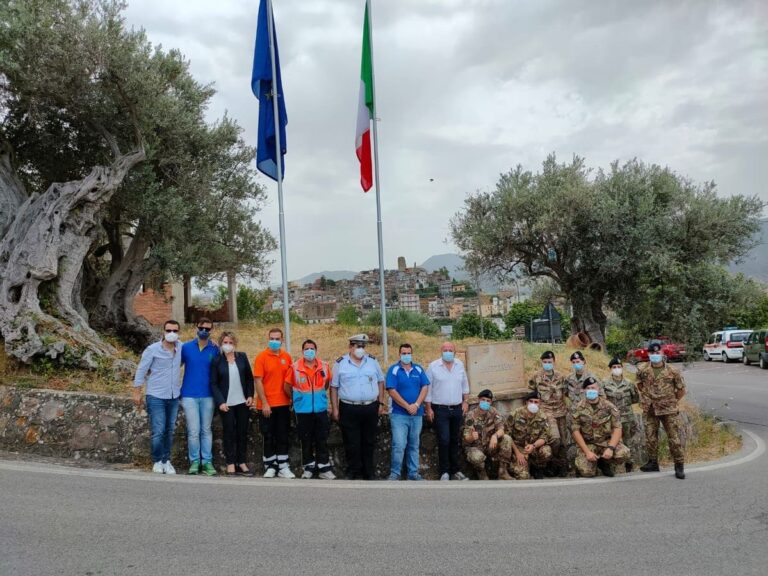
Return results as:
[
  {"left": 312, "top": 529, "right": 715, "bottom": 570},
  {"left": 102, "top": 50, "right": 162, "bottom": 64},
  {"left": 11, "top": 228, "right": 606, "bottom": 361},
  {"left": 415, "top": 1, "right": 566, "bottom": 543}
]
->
[{"left": 210, "top": 332, "right": 255, "bottom": 475}]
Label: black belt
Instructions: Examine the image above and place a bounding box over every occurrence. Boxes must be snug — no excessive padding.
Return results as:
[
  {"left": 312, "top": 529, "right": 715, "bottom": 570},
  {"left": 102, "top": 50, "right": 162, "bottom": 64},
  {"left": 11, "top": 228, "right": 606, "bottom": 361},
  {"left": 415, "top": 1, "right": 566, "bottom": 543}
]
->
[
  {"left": 431, "top": 403, "right": 462, "bottom": 408},
  {"left": 340, "top": 399, "right": 378, "bottom": 406}
]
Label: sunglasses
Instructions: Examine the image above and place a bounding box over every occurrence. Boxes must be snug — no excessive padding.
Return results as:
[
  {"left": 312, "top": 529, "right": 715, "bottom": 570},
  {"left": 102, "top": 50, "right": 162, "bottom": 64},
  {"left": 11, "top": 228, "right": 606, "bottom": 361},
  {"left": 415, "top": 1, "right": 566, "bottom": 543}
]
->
[
  {"left": 165, "top": 329, "right": 180, "bottom": 333},
  {"left": 352, "top": 343, "right": 366, "bottom": 348}
]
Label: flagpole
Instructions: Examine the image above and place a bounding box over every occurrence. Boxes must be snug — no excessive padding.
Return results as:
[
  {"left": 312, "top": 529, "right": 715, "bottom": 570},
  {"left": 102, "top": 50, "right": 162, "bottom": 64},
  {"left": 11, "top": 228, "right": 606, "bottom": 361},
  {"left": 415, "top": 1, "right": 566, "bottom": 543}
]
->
[
  {"left": 366, "top": 0, "right": 388, "bottom": 364},
  {"left": 266, "top": 0, "right": 291, "bottom": 354}
]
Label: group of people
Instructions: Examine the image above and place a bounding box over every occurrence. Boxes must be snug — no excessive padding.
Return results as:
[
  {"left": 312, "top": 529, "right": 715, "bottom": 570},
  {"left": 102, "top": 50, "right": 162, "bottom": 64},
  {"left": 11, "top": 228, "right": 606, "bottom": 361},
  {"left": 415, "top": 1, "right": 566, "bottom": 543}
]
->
[{"left": 132, "top": 320, "right": 687, "bottom": 481}]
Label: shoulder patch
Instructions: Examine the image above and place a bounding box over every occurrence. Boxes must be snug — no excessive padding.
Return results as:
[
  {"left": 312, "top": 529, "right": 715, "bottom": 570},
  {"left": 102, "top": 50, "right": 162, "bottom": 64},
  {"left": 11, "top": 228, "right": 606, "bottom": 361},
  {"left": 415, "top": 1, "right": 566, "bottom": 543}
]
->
[
  {"left": 368, "top": 354, "right": 376, "bottom": 360},
  {"left": 336, "top": 356, "right": 344, "bottom": 363}
]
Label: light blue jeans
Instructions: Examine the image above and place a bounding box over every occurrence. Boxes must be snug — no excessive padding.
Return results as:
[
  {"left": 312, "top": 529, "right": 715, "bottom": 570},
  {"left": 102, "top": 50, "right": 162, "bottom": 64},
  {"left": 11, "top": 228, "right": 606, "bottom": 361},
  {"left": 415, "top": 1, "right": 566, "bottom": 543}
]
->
[
  {"left": 390, "top": 412, "right": 423, "bottom": 479},
  {"left": 146, "top": 395, "right": 180, "bottom": 464},
  {"left": 181, "top": 396, "right": 214, "bottom": 464}
]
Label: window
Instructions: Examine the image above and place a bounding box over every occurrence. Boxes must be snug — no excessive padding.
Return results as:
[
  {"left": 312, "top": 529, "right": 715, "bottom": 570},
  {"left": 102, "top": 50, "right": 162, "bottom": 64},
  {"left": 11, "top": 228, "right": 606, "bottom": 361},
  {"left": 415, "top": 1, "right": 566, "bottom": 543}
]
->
[{"left": 729, "top": 332, "right": 751, "bottom": 343}]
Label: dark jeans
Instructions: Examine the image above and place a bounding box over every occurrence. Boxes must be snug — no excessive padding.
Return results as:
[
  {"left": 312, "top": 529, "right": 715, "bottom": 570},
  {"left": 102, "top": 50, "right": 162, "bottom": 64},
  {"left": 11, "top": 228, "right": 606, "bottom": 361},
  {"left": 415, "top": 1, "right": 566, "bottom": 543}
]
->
[
  {"left": 259, "top": 405, "right": 291, "bottom": 470},
  {"left": 222, "top": 403, "right": 250, "bottom": 465},
  {"left": 433, "top": 404, "right": 464, "bottom": 475},
  {"left": 338, "top": 402, "right": 379, "bottom": 480},
  {"left": 146, "top": 395, "right": 180, "bottom": 464},
  {"left": 296, "top": 412, "right": 332, "bottom": 473}
]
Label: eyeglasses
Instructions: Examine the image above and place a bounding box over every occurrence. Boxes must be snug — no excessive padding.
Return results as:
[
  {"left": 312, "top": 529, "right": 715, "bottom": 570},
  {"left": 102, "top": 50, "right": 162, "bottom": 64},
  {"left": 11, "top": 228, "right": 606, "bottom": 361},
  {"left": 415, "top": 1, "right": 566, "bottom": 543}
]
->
[
  {"left": 352, "top": 343, "right": 366, "bottom": 348},
  {"left": 165, "top": 329, "right": 179, "bottom": 333},
  {"left": 197, "top": 327, "right": 211, "bottom": 331}
]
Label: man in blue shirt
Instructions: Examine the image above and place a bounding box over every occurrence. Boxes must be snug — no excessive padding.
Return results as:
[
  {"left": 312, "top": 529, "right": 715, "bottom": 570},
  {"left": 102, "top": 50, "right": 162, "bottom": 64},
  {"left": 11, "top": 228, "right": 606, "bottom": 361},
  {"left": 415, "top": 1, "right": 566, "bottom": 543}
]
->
[
  {"left": 180, "top": 317, "right": 218, "bottom": 476},
  {"left": 330, "top": 333, "right": 386, "bottom": 480},
  {"left": 133, "top": 319, "right": 183, "bottom": 474},
  {"left": 386, "top": 343, "right": 430, "bottom": 481}
]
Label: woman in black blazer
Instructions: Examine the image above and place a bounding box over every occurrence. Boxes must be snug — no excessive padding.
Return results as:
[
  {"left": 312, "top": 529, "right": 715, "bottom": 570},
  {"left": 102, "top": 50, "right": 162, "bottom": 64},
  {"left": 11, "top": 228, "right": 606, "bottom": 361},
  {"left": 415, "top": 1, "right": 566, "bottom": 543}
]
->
[{"left": 210, "top": 331, "right": 255, "bottom": 475}]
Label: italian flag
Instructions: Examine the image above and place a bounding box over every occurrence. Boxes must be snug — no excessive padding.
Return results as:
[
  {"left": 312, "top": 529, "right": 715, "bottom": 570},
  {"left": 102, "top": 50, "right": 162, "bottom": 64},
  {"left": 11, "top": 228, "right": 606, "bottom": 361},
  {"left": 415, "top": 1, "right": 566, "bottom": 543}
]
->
[{"left": 355, "top": 3, "right": 374, "bottom": 192}]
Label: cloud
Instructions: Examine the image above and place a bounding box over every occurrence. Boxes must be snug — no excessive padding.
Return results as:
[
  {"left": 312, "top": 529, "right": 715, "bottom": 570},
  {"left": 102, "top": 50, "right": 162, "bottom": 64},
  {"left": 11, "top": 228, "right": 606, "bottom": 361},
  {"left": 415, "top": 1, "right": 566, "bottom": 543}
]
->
[{"left": 123, "top": 0, "right": 768, "bottom": 283}]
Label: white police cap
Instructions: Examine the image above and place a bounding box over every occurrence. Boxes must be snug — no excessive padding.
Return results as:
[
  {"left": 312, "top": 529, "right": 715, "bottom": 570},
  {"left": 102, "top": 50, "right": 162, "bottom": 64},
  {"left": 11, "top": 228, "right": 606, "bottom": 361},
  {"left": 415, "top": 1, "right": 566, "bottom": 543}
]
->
[{"left": 348, "top": 333, "right": 369, "bottom": 344}]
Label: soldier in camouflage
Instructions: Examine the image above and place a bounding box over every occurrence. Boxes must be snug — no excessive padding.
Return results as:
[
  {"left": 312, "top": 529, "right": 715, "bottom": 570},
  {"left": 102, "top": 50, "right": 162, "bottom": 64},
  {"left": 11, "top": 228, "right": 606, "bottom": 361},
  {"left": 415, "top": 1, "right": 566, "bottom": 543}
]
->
[
  {"left": 602, "top": 356, "right": 640, "bottom": 472},
  {"left": 571, "top": 377, "right": 630, "bottom": 477},
  {"left": 527, "top": 350, "right": 568, "bottom": 476},
  {"left": 636, "top": 342, "right": 686, "bottom": 479},
  {"left": 505, "top": 391, "right": 554, "bottom": 479},
  {"left": 462, "top": 389, "right": 513, "bottom": 480},
  {"left": 565, "top": 350, "right": 600, "bottom": 406}
]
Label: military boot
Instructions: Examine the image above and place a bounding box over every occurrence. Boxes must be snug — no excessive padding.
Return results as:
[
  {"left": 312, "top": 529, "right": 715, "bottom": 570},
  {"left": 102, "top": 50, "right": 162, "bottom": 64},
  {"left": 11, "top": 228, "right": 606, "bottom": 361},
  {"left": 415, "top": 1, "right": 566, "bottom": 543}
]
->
[
  {"left": 475, "top": 467, "right": 489, "bottom": 481},
  {"left": 625, "top": 462, "right": 634, "bottom": 473},
  {"left": 674, "top": 463, "right": 686, "bottom": 480},
  {"left": 531, "top": 466, "right": 544, "bottom": 480},
  {"left": 640, "top": 459, "right": 660, "bottom": 472},
  {"left": 497, "top": 466, "right": 513, "bottom": 481},
  {"left": 597, "top": 459, "right": 614, "bottom": 477}
]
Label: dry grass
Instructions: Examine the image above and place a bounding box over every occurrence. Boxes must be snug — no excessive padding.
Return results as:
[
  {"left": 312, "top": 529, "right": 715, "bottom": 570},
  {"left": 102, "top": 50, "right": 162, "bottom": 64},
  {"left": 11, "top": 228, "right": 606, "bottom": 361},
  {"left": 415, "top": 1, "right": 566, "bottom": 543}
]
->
[{"left": 659, "top": 400, "right": 742, "bottom": 464}]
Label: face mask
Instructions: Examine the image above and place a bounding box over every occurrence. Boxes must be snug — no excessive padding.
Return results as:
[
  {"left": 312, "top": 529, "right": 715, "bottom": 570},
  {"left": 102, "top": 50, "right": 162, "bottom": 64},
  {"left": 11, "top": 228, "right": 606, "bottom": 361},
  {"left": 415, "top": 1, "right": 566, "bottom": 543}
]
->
[
  {"left": 164, "top": 331, "right": 179, "bottom": 343},
  {"left": 400, "top": 354, "right": 412, "bottom": 364},
  {"left": 442, "top": 351, "right": 455, "bottom": 363},
  {"left": 303, "top": 349, "right": 316, "bottom": 362},
  {"left": 268, "top": 339, "right": 281, "bottom": 351},
  {"left": 542, "top": 362, "right": 554, "bottom": 371},
  {"left": 611, "top": 367, "right": 623, "bottom": 377},
  {"left": 527, "top": 402, "right": 540, "bottom": 414},
  {"left": 221, "top": 343, "right": 235, "bottom": 354},
  {"left": 649, "top": 354, "right": 663, "bottom": 364},
  {"left": 197, "top": 329, "right": 210, "bottom": 340},
  {"left": 353, "top": 347, "right": 366, "bottom": 359},
  {"left": 478, "top": 401, "right": 491, "bottom": 411},
  {"left": 585, "top": 389, "right": 599, "bottom": 401},
  {"left": 573, "top": 363, "right": 584, "bottom": 371}
]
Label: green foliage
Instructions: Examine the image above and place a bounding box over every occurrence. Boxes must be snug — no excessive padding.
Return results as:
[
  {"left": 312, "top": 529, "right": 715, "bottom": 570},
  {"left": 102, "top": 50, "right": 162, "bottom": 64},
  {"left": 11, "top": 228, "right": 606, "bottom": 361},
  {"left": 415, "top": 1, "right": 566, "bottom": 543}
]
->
[
  {"left": 259, "top": 310, "right": 305, "bottom": 325},
  {"left": 451, "top": 154, "right": 764, "bottom": 343},
  {"left": 604, "top": 323, "right": 643, "bottom": 359},
  {"left": 729, "top": 290, "right": 768, "bottom": 329},
  {"left": 237, "top": 285, "right": 270, "bottom": 321},
  {"left": 453, "top": 313, "right": 502, "bottom": 340},
  {"left": 503, "top": 302, "right": 542, "bottom": 336},
  {"left": 364, "top": 310, "right": 439, "bottom": 336},
  {"left": 337, "top": 305, "right": 360, "bottom": 326}
]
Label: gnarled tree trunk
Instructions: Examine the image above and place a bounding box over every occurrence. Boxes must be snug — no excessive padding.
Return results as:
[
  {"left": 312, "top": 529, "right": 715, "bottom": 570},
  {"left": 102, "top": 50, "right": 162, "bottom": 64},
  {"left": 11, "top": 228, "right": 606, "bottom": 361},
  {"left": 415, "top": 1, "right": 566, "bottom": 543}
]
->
[
  {"left": 570, "top": 291, "right": 607, "bottom": 347},
  {"left": 0, "top": 146, "right": 145, "bottom": 371}
]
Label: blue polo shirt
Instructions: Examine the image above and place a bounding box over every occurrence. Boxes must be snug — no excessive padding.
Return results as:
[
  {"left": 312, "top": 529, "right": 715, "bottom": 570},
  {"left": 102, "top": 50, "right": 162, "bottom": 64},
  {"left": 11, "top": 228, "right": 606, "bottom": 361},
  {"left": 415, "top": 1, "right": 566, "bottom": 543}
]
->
[
  {"left": 386, "top": 362, "right": 430, "bottom": 416},
  {"left": 181, "top": 339, "right": 219, "bottom": 398}
]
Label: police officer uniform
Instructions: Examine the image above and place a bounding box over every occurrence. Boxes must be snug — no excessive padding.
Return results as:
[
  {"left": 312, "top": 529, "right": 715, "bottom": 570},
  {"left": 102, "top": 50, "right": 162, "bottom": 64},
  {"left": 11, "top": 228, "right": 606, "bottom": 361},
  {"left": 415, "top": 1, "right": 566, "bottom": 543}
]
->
[{"left": 331, "top": 334, "right": 385, "bottom": 480}]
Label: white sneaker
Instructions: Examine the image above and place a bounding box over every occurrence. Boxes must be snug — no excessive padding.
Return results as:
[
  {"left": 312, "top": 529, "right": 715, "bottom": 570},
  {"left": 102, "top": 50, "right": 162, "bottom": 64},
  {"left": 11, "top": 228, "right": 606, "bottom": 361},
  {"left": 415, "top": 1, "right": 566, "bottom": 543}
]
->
[
  {"left": 440, "top": 473, "right": 450, "bottom": 481},
  {"left": 301, "top": 469, "right": 314, "bottom": 479},
  {"left": 452, "top": 471, "right": 468, "bottom": 481},
  {"left": 163, "top": 462, "right": 176, "bottom": 475},
  {"left": 278, "top": 466, "right": 296, "bottom": 479},
  {"left": 152, "top": 462, "right": 164, "bottom": 474},
  {"left": 318, "top": 470, "right": 336, "bottom": 480},
  {"left": 262, "top": 467, "right": 277, "bottom": 478}
]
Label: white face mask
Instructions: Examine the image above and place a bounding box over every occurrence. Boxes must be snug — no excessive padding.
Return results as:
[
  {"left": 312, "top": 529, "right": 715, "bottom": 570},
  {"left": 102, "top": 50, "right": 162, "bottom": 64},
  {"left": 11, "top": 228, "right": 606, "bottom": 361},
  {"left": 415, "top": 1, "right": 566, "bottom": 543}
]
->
[
  {"left": 527, "top": 402, "right": 540, "bottom": 414},
  {"left": 164, "top": 331, "right": 179, "bottom": 343},
  {"left": 353, "top": 347, "right": 366, "bottom": 359},
  {"left": 611, "top": 367, "right": 623, "bottom": 377},
  {"left": 221, "top": 343, "right": 235, "bottom": 354}
]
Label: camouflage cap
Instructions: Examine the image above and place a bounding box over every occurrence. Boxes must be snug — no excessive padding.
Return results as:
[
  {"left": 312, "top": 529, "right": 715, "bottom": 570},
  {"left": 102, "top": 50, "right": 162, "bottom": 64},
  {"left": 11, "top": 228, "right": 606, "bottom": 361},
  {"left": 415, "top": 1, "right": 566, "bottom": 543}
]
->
[
  {"left": 582, "top": 376, "right": 599, "bottom": 389},
  {"left": 570, "top": 350, "right": 585, "bottom": 361}
]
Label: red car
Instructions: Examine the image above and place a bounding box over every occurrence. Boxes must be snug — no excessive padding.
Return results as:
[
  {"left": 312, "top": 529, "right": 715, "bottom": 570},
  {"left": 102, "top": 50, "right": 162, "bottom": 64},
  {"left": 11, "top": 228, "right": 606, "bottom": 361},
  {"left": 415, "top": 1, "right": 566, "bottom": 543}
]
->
[{"left": 625, "top": 338, "right": 687, "bottom": 364}]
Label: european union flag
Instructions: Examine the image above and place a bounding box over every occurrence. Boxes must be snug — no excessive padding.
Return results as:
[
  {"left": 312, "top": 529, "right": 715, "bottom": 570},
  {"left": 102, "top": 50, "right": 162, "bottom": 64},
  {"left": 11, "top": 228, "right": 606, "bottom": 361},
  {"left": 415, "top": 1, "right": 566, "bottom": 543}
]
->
[{"left": 251, "top": 0, "right": 287, "bottom": 181}]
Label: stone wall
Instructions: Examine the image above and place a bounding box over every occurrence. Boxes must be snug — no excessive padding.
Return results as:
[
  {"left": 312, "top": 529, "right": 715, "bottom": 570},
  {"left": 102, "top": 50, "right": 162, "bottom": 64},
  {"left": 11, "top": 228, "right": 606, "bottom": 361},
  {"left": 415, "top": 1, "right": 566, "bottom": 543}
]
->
[{"left": 1, "top": 385, "right": 690, "bottom": 478}]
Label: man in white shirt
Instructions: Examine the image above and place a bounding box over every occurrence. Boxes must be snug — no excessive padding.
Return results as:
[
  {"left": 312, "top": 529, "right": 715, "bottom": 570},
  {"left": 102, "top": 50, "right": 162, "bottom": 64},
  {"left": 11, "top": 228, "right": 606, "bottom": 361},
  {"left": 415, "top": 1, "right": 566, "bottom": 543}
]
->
[{"left": 425, "top": 342, "right": 470, "bottom": 481}]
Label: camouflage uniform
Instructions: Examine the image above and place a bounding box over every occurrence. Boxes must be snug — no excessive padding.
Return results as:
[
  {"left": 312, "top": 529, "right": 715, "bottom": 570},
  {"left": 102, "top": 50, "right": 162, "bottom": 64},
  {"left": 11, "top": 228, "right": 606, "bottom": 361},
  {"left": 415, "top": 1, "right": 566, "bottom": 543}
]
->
[
  {"left": 528, "top": 370, "right": 568, "bottom": 470},
  {"left": 603, "top": 376, "right": 640, "bottom": 465},
  {"left": 570, "top": 397, "right": 630, "bottom": 477},
  {"left": 462, "top": 406, "right": 512, "bottom": 476},
  {"left": 636, "top": 362, "right": 686, "bottom": 464},
  {"left": 565, "top": 370, "right": 603, "bottom": 409},
  {"left": 505, "top": 406, "right": 554, "bottom": 479}
]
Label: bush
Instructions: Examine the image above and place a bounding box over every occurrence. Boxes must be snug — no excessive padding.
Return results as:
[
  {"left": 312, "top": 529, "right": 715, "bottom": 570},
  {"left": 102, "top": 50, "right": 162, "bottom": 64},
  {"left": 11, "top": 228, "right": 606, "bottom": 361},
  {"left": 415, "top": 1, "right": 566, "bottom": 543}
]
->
[
  {"left": 453, "top": 313, "right": 502, "bottom": 340},
  {"left": 337, "top": 305, "right": 360, "bottom": 326},
  {"left": 604, "top": 323, "right": 642, "bottom": 359},
  {"left": 503, "top": 302, "right": 542, "bottom": 337},
  {"left": 364, "top": 309, "right": 439, "bottom": 335}
]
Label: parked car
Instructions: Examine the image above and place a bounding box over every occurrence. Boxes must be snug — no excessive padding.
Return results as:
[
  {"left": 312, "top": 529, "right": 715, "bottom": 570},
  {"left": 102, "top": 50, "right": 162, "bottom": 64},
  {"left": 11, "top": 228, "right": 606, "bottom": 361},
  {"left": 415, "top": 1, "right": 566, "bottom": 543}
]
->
[
  {"left": 742, "top": 329, "right": 768, "bottom": 369},
  {"left": 702, "top": 329, "right": 753, "bottom": 363},
  {"left": 625, "top": 338, "right": 687, "bottom": 364}
]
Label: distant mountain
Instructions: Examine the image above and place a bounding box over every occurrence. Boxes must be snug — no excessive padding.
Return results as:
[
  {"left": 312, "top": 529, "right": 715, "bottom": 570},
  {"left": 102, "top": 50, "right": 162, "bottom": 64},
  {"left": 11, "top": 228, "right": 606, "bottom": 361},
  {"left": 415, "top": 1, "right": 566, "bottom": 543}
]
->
[
  {"left": 292, "top": 270, "right": 357, "bottom": 286},
  {"left": 729, "top": 219, "right": 768, "bottom": 282}
]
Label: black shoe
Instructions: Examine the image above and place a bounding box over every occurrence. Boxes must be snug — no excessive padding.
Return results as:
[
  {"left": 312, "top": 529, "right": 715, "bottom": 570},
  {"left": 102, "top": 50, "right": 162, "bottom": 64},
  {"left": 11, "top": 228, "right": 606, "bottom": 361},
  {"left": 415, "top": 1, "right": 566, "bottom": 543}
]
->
[
  {"left": 531, "top": 466, "right": 544, "bottom": 480},
  {"left": 640, "top": 459, "right": 660, "bottom": 472},
  {"left": 597, "top": 459, "right": 614, "bottom": 477},
  {"left": 674, "top": 463, "right": 685, "bottom": 479},
  {"left": 625, "top": 462, "right": 634, "bottom": 473}
]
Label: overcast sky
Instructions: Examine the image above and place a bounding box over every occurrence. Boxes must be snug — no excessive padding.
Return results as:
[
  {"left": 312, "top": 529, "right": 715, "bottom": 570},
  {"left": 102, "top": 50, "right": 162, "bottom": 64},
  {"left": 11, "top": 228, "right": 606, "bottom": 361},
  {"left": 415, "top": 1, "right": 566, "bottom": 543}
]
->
[{"left": 123, "top": 0, "right": 767, "bottom": 284}]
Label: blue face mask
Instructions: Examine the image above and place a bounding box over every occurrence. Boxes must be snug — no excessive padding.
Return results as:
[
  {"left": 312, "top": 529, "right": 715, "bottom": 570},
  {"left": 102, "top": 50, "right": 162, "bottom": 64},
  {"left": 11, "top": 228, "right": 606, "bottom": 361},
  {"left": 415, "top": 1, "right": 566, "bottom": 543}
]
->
[
  {"left": 197, "top": 329, "right": 210, "bottom": 340},
  {"left": 303, "top": 349, "right": 316, "bottom": 361},
  {"left": 479, "top": 401, "right": 491, "bottom": 411},
  {"left": 442, "top": 351, "right": 455, "bottom": 363},
  {"left": 542, "top": 362, "right": 554, "bottom": 371},
  {"left": 400, "top": 354, "right": 412, "bottom": 364},
  {"left": 268, "top": 339, "right": 282, "bottom": 351},
  {"left": 573, "top": 363, "right": 584, "bottom": 372},
  {"left": 585, "top": 389, "right": 599, "bottom": 401},
  {"left": 649, "top": 354, "right": 663, "bottom": 364}
]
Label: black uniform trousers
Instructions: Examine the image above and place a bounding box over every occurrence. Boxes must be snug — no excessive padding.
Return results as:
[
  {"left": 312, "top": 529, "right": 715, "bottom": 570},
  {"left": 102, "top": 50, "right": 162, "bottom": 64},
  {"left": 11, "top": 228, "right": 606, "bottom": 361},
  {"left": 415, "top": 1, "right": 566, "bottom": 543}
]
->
[{"left": 338, "top": 401, "right": 379, "bottom": 480}]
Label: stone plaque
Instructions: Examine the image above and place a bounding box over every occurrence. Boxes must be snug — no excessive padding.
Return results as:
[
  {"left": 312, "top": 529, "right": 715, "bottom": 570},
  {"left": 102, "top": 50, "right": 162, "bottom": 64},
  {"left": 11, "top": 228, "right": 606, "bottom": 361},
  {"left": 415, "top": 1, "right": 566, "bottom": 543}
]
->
[{"left": 465, "top": 341, "right": 526, "bottom": 398}]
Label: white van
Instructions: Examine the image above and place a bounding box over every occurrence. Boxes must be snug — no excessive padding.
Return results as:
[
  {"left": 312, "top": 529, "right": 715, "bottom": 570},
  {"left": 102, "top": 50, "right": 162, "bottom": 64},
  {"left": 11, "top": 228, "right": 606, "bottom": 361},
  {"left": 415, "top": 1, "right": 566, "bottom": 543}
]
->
[{"left": 702, "top": 329, "right": 753, "bottom": 362}]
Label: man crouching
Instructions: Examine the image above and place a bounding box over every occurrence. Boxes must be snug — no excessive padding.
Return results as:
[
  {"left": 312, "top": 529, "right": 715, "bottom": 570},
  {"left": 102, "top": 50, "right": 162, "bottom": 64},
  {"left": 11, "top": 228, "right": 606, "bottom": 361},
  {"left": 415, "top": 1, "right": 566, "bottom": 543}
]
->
[{"left": 462, "top": 389, "right": 513, "bottom": 480}]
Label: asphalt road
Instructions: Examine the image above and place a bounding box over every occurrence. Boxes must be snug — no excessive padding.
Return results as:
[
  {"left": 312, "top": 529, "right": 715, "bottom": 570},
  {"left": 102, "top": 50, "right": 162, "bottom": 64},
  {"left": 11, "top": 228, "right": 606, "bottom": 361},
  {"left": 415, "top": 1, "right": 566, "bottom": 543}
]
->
[{"left": 2, "top": 362, "right": 767, "bottom": 576}]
